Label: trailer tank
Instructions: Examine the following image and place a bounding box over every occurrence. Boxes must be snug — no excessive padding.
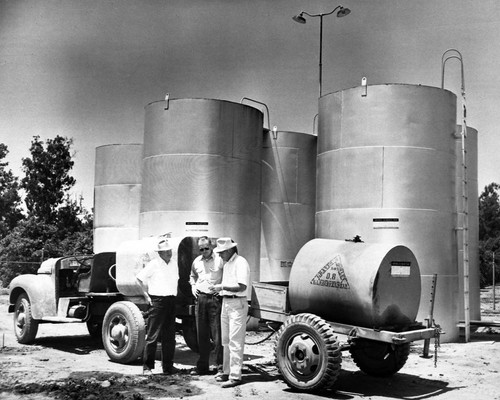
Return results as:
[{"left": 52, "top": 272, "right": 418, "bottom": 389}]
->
[
  {"left": 93, "top": 144, "right": 142, "bottom": 253},
  {"left": 289, "top": 239, "right": 421, "bottom": 328}
]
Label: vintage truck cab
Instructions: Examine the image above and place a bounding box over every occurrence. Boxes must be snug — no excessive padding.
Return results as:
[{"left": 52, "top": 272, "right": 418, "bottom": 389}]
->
[{"left": 8, "top": 236, "right": 199, "bottom": 363}]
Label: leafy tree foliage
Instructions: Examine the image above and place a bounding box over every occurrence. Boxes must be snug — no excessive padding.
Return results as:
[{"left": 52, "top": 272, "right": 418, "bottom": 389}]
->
[
  {"left": 21, "top": 136, "right": 76, "bottom": 223},
  {"left": 0, "top": 144, "right": 24, "bottom": 237},
  {"left": 0, "top": 136, "right": 93, "bottom": 287},
  {"left": 478, "top": 183, "right": 500, "bottom": 287},
  {"left": 0, "top": 217, "right": 58, "bottom": 286}
]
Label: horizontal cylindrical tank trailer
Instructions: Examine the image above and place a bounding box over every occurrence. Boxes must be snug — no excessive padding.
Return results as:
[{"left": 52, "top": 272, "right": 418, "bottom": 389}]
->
[{"left": 251, "top": 238, "right": 440, "bottom": 392}]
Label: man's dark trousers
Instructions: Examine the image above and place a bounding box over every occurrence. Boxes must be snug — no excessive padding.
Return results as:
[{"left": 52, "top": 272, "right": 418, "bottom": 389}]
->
[
  {"left": 143, "top": 295, "right": 176, "bottom": 372},
  {"left": 195, "top": 293, "right": 222, "bottom": 372}
]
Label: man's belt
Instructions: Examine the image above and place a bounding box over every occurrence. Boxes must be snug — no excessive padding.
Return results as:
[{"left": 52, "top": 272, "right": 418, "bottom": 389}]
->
[{"left": 198, "top": 292, "right": 220, "bottom": 298}]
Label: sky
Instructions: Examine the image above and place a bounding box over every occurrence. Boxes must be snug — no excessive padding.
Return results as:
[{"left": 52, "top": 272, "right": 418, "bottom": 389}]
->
[{"left": 0, "top": 0, "right": 499, "bottom": 211}]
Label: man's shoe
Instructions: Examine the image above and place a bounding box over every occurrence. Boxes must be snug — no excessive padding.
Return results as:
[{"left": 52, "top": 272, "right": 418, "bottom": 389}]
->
[
  {"left": 215, "top": 374, "right": 229, "bottom": 382},
  {"left": 142, "top": 368, "right": 153, "bottom": 376},
  {"left": 221, "top": 379, "right": 242, "bottom": 388},
  {"left": 214, "top": 365, "right": 224, "bottom": 375},
  {"left": 190, "top": 368, "right": 210, "bottom": 376},
  {"left": 163, "top": 366, "right": 181, "bottom": 375}
]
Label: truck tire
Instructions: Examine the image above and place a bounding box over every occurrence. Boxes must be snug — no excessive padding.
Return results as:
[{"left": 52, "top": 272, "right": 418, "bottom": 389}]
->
[
  {"left": 275, "top": 313, "right": 342, "bottom": 391},
  {"left": 13, "top": 293, "right": 39, "bottom": 344},
  {"left": 102, "top": 301, "right": 146, "bottom": 364},
  {"left": 181, "top": 317, "right": 199, "bottom": 353},
  {"left": 349, "top": 338, "right": 411, "bottom": 377}
]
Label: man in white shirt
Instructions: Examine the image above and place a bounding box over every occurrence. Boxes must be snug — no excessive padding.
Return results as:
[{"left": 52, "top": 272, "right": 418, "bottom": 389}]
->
[
  {"left": 136, "top": 238, "right": 179, "bottom": 375},
  {"left": 210, "top": 237, "right": 250, "bottom": 388},
  {"left": 189, "top": 236, "right": 223, "bottom": 375}
]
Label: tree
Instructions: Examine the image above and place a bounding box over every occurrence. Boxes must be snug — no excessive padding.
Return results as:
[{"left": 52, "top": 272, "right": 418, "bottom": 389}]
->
[
  {"left": 21, "top": 136, "right": 76, "bottom": 223},
  {"left": 0, "top": 136, "right": 94, "bottom": 288},
  {"left": 0, "top": 217, "right": 56, "bottom": 286},
  {"left": 478, "top": 183, "right": 500, "bottom": 287},
  {"left": 478, "top": 183, "right": 500, "bottom": 240},
  {"left": 56, "top": 194, "right": 94, "bottom": 254},
  {"left": 0, "top": 144, "right": 24, "bottom": 237}
]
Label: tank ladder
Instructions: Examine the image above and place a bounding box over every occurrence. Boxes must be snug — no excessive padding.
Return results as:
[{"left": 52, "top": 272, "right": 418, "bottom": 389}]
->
[{"left": 441, "top": 49, "right": 470, "bottom": 342}]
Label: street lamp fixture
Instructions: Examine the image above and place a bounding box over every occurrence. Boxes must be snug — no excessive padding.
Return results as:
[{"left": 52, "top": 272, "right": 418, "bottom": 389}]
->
[{"left": 292, "top": 5, "right": 351, "bottom": 97}]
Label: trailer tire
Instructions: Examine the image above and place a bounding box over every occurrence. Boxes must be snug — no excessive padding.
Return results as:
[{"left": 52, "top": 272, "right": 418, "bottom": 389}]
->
[
  {"left": 181, "top": 318, "right": 199, "bottom": 353},
  {"left": 349, "top": 338, "right": 410, "bottom": 377},
  {"left": 275, "top": 313, "right": 342, "bottom": 391},
  {"left": 102, "top": 301, "right": 146, "bottom": 364},
  {"left": 13, "top": 293, "right": 39, "bottom": 344}
]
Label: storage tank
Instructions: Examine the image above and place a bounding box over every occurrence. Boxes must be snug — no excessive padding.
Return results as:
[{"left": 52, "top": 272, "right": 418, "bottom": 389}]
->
[
  {"left": 140, "top": 98, "right": 263, "bottom": 284},
  {"left": 260, "top": 130, "right": 317, "bottom": 281},
  {"left": 455, "top": 125, "right": 480, "bottom": 320},
  {"left": 289, "top": 239, "right": 421, "bottom": 328},
  {"left": 93, "top": 144, "right": 142, "bottom": 253},
  {"left": 317, "top": 84, "right": 459, "bottom": 341}
]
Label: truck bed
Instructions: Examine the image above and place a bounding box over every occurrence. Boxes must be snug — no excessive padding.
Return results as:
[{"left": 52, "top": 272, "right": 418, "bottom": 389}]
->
[{"left": 250, "top": 281, "right": 291, "bottom": 323}]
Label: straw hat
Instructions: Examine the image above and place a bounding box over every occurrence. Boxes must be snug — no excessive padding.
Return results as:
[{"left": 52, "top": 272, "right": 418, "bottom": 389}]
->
[
  {"left": 155, "top": 239, "right": 172, "bottom": 252},
  {"left": 213, "top": 237, "right": 237, "bottom": 253}
]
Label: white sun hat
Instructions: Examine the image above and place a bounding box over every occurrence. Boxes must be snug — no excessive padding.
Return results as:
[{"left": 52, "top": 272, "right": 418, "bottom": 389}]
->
[
  {"left": 155, "top": 238, "right": 172, "bottom": 252},
  {"left": 213, "top": 237, "right": 237, "bottom": 253}
]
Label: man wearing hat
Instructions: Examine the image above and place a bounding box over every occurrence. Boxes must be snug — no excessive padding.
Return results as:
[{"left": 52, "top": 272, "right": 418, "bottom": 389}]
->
[
  {"left": 189, "top": 236, "right": 224, "bottom": 375},
  {"left": 136, "top": 238, "right": 179, "bottom": 375},
  {"left": 209, "top": 237, "right": 250, "bottom": 388}
]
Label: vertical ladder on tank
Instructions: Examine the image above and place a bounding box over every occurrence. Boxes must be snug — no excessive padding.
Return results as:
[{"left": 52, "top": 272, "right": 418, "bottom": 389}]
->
[{"left": 441, "top": 49, "right": 470, "bottom": 342}]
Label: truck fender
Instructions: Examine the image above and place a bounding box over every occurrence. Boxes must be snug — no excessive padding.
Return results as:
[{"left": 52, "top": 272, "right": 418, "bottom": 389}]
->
[{"left": 9, "top": 274, "right": 56, "bottom": 319}]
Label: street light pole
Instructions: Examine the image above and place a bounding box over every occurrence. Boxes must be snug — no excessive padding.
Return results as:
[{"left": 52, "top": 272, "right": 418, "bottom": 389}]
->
[
  {"left": 318, "top": 14, "right": 323, "bottom": 98},
  {"left": 493, "top": 252, "right": 496, "bottom": 310},
  {"left": 292, "top": 5, "right": 351, "bottom": 98}
]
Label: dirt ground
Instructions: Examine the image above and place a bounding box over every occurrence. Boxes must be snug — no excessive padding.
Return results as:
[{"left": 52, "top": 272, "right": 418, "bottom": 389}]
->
[{"left": 1, "top": 289, "right": 499, "bottom": 400}]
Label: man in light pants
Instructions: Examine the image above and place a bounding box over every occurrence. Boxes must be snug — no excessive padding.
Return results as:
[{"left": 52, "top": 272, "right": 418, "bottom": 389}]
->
[{"left": 210, "top": 237, "right": 250, "bottom": 388}]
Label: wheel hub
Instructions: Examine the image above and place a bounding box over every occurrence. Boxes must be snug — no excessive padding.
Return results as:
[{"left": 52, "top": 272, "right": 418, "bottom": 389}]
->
[
  {"left": 111, "top": 324, "right": 126, "bottom": 341},
  {"left": 16, "top": 312, "right": 26, "bottom": 329},
  {"left": 287, "top": 334, "right": 321, "bottom": 375},
  {"left": 109, "top": 320, "right": 129, "bottom": 350}
]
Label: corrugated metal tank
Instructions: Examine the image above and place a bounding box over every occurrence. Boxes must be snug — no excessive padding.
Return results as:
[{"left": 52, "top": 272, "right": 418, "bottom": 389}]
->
[
  {"left": 93, "top": 144, "right": 142, "bottom": 253},
  {"left": 289, "top": 239, "right": 421, "bottom": 328},
  {"left": 455, "top": 126, "right": 480, "bottom": 320},
  {"left": 139, "top": 98, "right": 263, "bottom": 283},
  {"left": 316, "top": 84, "right": 460, "bottom": 341},
  {"left": 260, "top": 130, "right": 317, "bottom": 281}
]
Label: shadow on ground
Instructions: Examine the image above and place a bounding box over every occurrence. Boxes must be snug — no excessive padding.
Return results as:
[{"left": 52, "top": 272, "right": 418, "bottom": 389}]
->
[
  {"left": 279, "top": 369, "right": 461, "bottom": 400},
  {"left": 33, "top": 334, "right": 103, "bottom": 355}
]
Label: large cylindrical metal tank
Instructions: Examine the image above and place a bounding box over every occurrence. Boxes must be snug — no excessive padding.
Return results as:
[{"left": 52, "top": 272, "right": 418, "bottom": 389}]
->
[
  {"left": 317, "top": 84, "right": 459, "bottom": 341},
  {"left": 289, "top": 239, "right": 421, "bottom": 328},
  {"left": 93, "top": 144, "right": 142, "bottom": 253},
  {"left": 140, "top": 98, "right": 263, "bottom": 284},
  {"left": 455, "top": 125, "right": 480, "bottom": 320},
  {"left": 260, "top": 130, "right": 317, "bottom": 281}
]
